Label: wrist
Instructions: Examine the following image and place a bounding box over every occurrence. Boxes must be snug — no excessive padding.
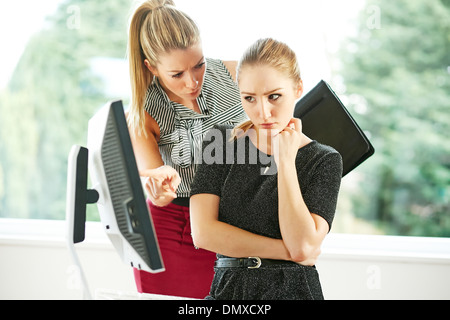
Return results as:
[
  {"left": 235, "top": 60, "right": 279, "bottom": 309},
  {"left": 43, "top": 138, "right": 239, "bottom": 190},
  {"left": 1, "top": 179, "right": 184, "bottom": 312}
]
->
[
  {"left": 151, "top": 197, "right": 171, "bottom": 207},
  {"left": 276, "top": 157, "right": 296, "bottom": 171},
  {"left": 151, "top": 192, "right": 176, "bottom": 207}
]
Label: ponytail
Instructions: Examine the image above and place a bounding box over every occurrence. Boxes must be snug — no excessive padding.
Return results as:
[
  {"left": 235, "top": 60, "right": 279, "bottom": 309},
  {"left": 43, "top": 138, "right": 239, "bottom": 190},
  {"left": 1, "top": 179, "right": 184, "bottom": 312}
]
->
[
  {"left": 127, "top": 4, "right": 154, "bottom": 137},
  {"left": 230, "top": 120, "right": 254, "bottom": 140}
]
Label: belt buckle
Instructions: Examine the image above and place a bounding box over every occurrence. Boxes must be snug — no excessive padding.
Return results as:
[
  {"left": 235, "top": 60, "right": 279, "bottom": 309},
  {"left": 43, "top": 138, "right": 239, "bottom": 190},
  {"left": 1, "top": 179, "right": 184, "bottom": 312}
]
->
[{"left": 248, "top": 257, "right": 261, "bottom": 269}]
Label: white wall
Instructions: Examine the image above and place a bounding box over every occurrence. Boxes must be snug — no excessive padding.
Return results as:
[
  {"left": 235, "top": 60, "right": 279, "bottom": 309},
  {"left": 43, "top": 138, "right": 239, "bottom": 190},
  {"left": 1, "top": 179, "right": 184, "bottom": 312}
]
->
[
  {"left": 1, "top": 219, "right": 449, "bottom": 300},
  {"left": 0, "top": 219, "right": 136, "bottom": 300}
]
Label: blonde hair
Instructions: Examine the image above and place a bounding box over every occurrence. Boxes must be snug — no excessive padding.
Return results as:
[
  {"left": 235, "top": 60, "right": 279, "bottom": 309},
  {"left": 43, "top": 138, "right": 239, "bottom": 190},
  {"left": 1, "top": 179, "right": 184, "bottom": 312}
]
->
[
  {"left": 232, "top": 38, "right": 302, "bottom": 139},
  {"left": 127, "top": 0, "right": 200, "bottom": 136}
]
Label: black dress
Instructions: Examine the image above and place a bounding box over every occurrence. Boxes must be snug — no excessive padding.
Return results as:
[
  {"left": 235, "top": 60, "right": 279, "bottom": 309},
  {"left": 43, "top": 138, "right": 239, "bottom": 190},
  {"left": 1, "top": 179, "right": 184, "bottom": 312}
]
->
[{"left": 190, "top": 124, "right": 343, "bottom": 300}]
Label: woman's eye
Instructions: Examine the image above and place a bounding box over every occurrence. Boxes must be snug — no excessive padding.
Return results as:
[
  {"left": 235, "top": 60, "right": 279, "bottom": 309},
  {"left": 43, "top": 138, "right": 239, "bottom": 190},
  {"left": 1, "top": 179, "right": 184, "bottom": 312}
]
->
[
  {"left": 172, "top": 72, "right": 183, "bottom": 79},
  {"left": 196, "top": 62, "right": 206, "bottom": 69},
  {"left": 244, "top": 96, "right": 255, "bottom": 103},
  {"left": 269, "top": 94, "right": 281, "bottom": 101}
]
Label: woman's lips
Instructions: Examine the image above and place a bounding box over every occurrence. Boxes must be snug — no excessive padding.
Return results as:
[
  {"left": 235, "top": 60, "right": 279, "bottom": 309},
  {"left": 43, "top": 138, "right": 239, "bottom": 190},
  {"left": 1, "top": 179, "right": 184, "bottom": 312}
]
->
[
  {"left": 188, "top": 88, "right": 201, "bottom": 96},
  {"left": 260, "top": 123, "right": 276, "bottom": 129}
]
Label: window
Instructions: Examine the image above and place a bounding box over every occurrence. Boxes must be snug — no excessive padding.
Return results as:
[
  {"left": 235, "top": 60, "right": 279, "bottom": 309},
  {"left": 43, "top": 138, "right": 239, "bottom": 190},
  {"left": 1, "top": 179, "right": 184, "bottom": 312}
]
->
[
  {"left": 1, "top": 0, "right": 448, "bottom": 238},
  {"left": 331, "top": 0, "right": 450, "bottom": 237},
  {"left": 0, "top": 0, "right": 131, "bottom": 221}
]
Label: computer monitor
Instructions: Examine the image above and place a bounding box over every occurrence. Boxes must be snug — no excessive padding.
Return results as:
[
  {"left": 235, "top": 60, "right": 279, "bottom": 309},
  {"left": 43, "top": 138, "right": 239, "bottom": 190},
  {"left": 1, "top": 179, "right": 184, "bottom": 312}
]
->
[
  {"left": 66, "top": 100, "right": 164, "bottom": 278},
  {"left": 294, "top": 80, "right": 374, "bottom": 176}
]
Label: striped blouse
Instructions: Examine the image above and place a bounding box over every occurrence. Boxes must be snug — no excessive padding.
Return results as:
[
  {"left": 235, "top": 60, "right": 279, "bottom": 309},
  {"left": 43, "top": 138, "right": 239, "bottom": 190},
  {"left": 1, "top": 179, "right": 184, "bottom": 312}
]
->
[{"left": 144, "top": 58, "right": 248, "bottom": 198}]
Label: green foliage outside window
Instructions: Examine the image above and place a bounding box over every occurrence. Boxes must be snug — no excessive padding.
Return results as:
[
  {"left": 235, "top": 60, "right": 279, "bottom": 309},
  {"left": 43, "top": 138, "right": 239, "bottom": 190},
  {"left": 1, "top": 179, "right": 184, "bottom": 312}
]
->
[
  {"left": 0, "top": 0, "right": 132, "bottom": 220},
  {"left": 336, "top": 0, "right": 450, "bottom": 236}
]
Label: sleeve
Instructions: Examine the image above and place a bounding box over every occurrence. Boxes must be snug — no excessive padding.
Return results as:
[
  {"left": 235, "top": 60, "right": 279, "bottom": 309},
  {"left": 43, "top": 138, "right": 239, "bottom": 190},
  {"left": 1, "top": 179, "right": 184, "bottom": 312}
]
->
[
  {"left": 302, "top": 150, "right": 343, "bottom": 231},
  {"left": 189, "top": 125, "right": 231, "bottom": 197}
]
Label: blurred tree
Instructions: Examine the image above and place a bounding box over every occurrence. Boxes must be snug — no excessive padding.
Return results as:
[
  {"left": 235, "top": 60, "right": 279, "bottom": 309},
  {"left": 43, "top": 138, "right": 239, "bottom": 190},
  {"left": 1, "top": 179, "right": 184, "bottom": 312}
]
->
[
  {"left": 0, "top": 0, "right": 132, "bottom": 219},
  {"left": 337, "top": 0, "right": 450, "bottom": 236}
]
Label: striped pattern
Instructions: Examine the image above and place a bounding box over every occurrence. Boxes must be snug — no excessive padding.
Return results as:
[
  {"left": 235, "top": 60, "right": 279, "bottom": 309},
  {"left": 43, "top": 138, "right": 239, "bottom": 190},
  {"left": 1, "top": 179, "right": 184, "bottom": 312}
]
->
[{"left": 144, "top": 58, "right": 248, "bottom": 197}]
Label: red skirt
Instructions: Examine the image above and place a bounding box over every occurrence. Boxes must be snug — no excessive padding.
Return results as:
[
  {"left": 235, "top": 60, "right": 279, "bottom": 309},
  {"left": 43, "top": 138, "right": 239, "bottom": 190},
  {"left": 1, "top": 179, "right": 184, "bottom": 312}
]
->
[{"left": 133, "top": 200, "right": 216, "bottom": 299}]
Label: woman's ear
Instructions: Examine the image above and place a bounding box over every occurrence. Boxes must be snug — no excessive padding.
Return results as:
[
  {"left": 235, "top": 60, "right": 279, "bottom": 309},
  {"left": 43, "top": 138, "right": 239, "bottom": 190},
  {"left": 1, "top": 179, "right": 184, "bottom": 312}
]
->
[
  {"left": 295, "top": 79, "right": 304, "bottom": 99},
  {"left": 144, "top": 59, "right": 158, "bottom": 76}
]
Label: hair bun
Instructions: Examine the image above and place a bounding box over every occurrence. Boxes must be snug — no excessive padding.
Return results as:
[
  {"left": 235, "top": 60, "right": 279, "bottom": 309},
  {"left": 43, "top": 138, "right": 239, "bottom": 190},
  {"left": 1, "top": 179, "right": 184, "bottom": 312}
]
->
[{"left": 148, "top": 0, "right": 175, "bottom": 10}]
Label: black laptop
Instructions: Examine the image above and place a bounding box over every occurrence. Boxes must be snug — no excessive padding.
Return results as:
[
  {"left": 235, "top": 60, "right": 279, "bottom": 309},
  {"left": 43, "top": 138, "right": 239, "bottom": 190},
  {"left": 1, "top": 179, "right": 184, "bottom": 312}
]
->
[{"left": 294, "top": 80, "right": 375, "bottom": 176}]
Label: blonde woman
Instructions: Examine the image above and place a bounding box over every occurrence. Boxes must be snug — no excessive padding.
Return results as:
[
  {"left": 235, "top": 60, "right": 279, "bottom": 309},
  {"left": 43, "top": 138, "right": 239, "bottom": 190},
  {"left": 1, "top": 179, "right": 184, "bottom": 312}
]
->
[
  {"left": 190, "top": 38, "right": 343, "bottom": 299},
  {"left": 127, "top": 0, "right": 247, "bottom": 298}
]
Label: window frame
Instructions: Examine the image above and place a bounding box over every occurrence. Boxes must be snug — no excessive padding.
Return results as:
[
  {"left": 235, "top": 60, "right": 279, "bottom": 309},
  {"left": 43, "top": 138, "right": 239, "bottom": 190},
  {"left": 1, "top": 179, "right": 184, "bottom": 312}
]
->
[{"left": 1, "top": 218, "right": 450, "bottom": 263}]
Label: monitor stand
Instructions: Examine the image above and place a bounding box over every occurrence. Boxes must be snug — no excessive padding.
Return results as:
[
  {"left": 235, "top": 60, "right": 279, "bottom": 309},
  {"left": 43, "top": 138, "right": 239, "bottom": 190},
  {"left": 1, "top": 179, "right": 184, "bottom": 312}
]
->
[{"left": 66, "top": 145, "right": 99, "bottom": 300}]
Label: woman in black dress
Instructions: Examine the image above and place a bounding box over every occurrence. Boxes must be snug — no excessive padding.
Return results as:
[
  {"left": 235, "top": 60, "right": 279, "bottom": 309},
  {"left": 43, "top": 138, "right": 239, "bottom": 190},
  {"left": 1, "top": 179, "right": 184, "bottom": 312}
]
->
[{"left": 190, "top": 38, "right": 342, "bottom": 300}]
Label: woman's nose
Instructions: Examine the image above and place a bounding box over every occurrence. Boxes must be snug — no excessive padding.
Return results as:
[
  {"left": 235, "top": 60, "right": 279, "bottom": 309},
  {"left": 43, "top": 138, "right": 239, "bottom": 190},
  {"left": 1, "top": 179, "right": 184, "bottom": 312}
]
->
[
  {"left": 259, "top": 100, "right": 271, "bottom": 120},
  {"left": 186, "top": 73, "right": 198, "bottom": 89}
]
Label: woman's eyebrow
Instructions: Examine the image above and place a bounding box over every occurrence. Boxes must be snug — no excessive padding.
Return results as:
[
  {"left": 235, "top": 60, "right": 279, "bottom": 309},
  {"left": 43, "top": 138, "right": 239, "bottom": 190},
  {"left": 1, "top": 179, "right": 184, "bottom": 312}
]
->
[
  {"left": 196, "top": 56, "right": 205, "bottom": 64},
  {"left": 240, "top": 88, "right": 283, "bottom": 96},
  {"left": 168, "top": 56, "right": 205, "bottom": 73}
]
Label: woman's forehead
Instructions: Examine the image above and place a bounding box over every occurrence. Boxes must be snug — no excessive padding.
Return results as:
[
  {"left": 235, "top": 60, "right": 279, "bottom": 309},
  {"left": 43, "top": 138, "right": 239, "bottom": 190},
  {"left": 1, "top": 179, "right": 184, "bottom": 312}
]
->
[
  {"left": 238, "top": 65, "right": 292, "bottom": 93},
  {"left": 157, "top": 42, "right": 204, "bottom": 71}
]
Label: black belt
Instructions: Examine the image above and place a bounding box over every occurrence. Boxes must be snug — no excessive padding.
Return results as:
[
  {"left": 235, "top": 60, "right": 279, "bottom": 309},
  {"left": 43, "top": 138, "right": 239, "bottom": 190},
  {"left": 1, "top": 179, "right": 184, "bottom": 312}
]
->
[
  {"left": 171, "top": 197, "right": 190, "bottom": 207},
  {"left": 215, "top": 257, "right": 295, "bottom": 269}
]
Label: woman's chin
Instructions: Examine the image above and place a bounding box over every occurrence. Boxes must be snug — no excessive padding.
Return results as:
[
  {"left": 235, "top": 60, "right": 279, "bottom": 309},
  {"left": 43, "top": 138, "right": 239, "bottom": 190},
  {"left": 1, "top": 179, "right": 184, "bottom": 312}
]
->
[{"left": 257, "top": 127, "right": 281, "bottom": 138}]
